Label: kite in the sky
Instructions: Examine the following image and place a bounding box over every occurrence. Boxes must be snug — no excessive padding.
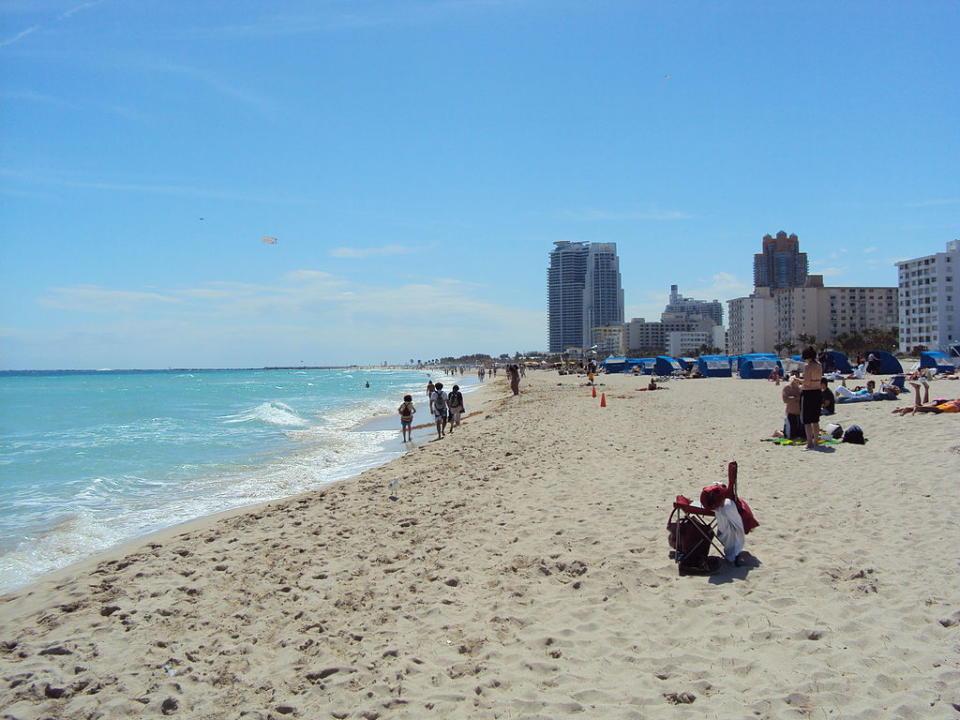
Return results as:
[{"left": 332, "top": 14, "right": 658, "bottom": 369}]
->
[{"left": 262, "top": 236, "right": 278, "bottom": 245}]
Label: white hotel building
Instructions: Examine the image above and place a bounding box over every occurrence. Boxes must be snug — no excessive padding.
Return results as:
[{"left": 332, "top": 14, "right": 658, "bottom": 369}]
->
[{"left": 896, "top": 240, "right": 959, "bottom": 353}]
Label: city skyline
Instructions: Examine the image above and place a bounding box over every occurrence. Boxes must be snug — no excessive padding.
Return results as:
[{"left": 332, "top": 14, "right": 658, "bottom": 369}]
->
[{"left": 1, "top": 1, "right": 957, "bottom": 368}]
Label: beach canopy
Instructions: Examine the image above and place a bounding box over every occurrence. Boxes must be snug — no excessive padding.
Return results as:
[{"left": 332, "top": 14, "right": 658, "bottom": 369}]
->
[
  {"left": 601, "top": 356, "right": 630, "bottom": 373},
  {"left": 865, "top": 350, "right": 902, "bottom": 375},
  {"left": 738, "top": 353, "right": 783, "bottom": 379},
  {"left": 679, "top": 357, "right": 697, "bottom": 370},
  {"left": 920, "top": 351, "right": 956, "bottom": 374},
  {"left": 696, "top": 354, "right": 732, "bottom": 377},
  {"left": 626, "top": 358, "right": 656, "bottom": 374},
  {"left": 820, "top": 350, "right": 853, "bottom": 374},
  {"left": 654, "top": 356, "right": 684, "bottom": 375}
]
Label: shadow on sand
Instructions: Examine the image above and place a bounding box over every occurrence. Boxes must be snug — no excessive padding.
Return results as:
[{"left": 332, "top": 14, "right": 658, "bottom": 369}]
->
[{"left": 709, "top": 551, "right": 762, "bottom": 584}]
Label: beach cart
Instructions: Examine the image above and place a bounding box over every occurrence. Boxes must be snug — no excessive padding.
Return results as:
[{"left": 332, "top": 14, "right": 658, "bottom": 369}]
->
[{"left": 667, "top": 462, "right": 758, "bottom": 574}]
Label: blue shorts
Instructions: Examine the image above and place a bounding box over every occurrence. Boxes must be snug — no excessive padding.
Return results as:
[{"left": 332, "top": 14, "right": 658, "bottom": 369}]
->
[{"left": 401, "top": 420, "right": 412, "bottom": 428}]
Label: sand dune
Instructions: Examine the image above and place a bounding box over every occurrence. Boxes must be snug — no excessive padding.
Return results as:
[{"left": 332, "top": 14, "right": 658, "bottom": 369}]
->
[{"left": 2, "top": 371, "right": 958, "bottom": 719}]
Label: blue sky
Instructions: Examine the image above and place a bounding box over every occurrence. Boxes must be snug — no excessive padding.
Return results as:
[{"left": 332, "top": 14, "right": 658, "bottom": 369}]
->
[{"left": 1, "top": 0, "right": 958, "bottom": 368}]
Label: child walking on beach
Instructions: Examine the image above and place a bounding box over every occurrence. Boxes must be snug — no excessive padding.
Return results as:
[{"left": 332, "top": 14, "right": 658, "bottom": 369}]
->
[{"left": 398, "top": 395, "right": 416, "bottom": 442}]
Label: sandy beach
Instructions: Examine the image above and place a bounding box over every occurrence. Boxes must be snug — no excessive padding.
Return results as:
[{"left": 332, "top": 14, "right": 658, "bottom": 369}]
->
[{"left": 1, "top": 371, "right": 958, "bottom": 719}]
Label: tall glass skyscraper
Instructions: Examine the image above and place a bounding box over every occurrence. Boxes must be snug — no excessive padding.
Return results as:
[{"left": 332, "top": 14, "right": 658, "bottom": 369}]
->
[
  {"left": 548, "top": 242, "right": 624, "bottom": 352},
  {"left": 753, "top": 231, "right": 809, "bottom": 290}
]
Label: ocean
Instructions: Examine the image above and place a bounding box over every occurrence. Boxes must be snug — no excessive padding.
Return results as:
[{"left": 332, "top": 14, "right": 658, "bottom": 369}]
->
[{"left": 0, "top": 367, "right": 466, "bottom": 594}]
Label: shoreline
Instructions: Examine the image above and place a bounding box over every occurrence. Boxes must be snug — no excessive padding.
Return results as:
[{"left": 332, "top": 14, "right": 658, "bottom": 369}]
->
[
  {"left": 0, "top": 369, "right": 482, "bottom": 595},
  {"left": 0, "top": 375, "right": 503, "bottom": 600},
  {"left": 2, "top": 371, "right": 957, "bottom": 719}
]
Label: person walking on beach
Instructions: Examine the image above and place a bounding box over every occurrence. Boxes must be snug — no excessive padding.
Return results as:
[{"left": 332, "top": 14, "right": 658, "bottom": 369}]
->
[
  {"left": 430, "top": 382, "right": 448, "bottom": 439},
  {"left": 398, "top": 394, "right": 416, "bottom": 442},
  {"left": 447, "top": 384, "right": 465, "bottom": 432},
  {"left": 800, "top": 346, "right": 823, "bottom": 450},
  {"left": 507, "top": 364, "right": 520, "bottom": 395},
  {"left": 426, "top": 380, "right": 435, "bottom": 399}
]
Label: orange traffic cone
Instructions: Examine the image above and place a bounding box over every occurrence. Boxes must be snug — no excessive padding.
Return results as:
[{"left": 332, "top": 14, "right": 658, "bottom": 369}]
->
[
  {"left": 591, "top": 386, "right": 597, "bottom": 398},
  {"left": 600, "top": 392, "right": 607, "bottom": 407}
]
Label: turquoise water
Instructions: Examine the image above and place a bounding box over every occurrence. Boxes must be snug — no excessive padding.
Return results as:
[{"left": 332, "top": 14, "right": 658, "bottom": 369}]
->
[{"left": 0, "top": 368, "right": 444, "bottom": 593}]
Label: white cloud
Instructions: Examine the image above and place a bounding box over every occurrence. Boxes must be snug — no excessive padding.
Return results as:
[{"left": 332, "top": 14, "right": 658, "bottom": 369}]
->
[
  {"left": 0, "top": 166, "right": 304, "bottom": 203},
  {"left": 38, "top": 285, "right": 180, "bottom": 312},
  {"left": 143, "top": 61, "right": 278, "bottom": 117},
  {"left": 863, "top": 246, "right": 877, "bottom": 254},
  {"left": 59, "top": 0, "right": 108, "bottom": 21},
  {"left": 0, "top": 25, "right": 38, "bottom": 48},
  {"left": 28, "top": 271, "right": 544, "bottom": 365},
  {"left": 811, "top": 266, "right": 844, "bottom": 278}
]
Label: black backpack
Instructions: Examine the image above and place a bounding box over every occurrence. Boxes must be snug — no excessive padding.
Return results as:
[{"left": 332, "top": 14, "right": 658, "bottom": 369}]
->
[{"left": 842, "top": 425, "right": 866, "bottom": 444}]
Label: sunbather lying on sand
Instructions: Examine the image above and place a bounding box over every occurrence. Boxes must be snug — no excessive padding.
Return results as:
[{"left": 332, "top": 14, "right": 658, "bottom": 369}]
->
[{"left": 891, "top": 383, "right": 960, "bottom": 415}]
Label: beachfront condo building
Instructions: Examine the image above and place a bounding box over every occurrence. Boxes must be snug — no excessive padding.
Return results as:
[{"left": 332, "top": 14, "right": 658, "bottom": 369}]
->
[
  {"left": 754, "top": 231, "right": 809, "bottom": 290},
  {"left": 592, "top": 325, "right": 627, "bottom": 356},
  {"left": 728, "top": 288, "right": 777, "bottom": 355},
  {"left": 776, "top": 283, "right": 898, "bottom": 346},
  {"left": 728, "top": 279, "right": 898, "bottom": 355},
  {"left": 548, "top": 242, "right": 624, "bottom": 352},
  {"left": 896, "top": 240, "right": 958, "bottom": 353}
]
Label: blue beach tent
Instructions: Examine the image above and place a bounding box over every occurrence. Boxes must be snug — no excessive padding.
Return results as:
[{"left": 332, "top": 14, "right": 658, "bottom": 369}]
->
[
  {"left": 697, "top": 355, "right": 732, "bottom": 377},
  {"left": 920, "top": 351, "right": 956, "bottom": 374},
  {"left": 738, "top": 353, "right": 783, "bottom": 379},
  {"left": 821, "top": 350, "right": 853, "bottom": 374},
  {"left": 654, "top": 356, "right": 684, "bottom": 375},
  {"left": 602, "top": 357, "right": 629, "bottom": 373},
  {"left": 634, "top": 358, "right": 655, "bottom": 374},
  {"left": 679, "top": 357, "right": 697, "bottom": 371},
  {"left": 865, "top": 350, "right": 902, "bottom": 375}
]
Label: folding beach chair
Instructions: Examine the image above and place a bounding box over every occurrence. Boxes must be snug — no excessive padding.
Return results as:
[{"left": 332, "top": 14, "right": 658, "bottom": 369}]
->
[{"left": 667, "top": 461, "right": 753, "bottom": 574}]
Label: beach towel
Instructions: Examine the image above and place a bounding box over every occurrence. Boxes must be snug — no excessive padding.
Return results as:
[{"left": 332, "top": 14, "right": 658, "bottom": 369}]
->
[{"left": 714, "top": 498, "right": 745, "bottom": 562}]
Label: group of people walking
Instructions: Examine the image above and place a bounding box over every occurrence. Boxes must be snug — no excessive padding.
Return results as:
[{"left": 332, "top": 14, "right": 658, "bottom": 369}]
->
[
  {"left": 399, "top": 366, "right": 524, "bottom": 443},
  {"left": 397, "top": 380, "right": 466, "bottom": 442}
]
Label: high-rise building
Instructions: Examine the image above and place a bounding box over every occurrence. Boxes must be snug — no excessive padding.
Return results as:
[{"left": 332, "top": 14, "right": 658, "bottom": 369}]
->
[
  {"left": 548, "top": 242, "right": 624, "bottom": 352},
  {"left": 896, "top": 240, "right": 958, "bottom": 353},
  {"left": 754, "top": 231, "right": 809, "bottom": 290},
  {"left": 664, "top": 285, "right": 724, "bottom": 326}
]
